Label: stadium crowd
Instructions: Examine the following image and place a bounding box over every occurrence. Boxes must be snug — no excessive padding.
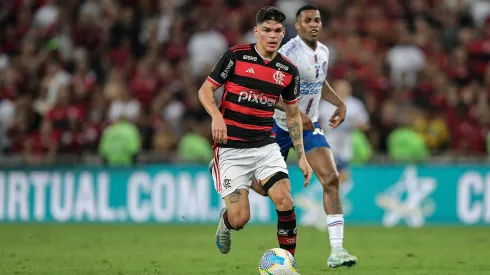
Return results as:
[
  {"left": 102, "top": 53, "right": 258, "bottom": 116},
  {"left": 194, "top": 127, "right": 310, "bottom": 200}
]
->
[{"left": 1, "top": 0, "right": 489, "bottom": 165}]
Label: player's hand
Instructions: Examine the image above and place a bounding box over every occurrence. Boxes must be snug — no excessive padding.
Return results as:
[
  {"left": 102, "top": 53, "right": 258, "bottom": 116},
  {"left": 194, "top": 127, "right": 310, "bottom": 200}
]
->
[
  {"left": 211, "top": 113, "right": 227, "bottom": 144},
  {"left": 300, "top": 112, "right": 315, "bottom": 131},
  {"left": 298, "top": 155, "right": 313, "bottom": 187},
  {"left": 329, "top": 103, "right": 346, "bottom": 129}
]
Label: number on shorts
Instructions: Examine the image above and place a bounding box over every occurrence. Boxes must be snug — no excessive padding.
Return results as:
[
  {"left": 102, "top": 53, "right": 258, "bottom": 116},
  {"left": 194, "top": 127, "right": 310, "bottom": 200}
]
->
[{"left": 312, "top": 128, "right": 324, "bottom": 135}]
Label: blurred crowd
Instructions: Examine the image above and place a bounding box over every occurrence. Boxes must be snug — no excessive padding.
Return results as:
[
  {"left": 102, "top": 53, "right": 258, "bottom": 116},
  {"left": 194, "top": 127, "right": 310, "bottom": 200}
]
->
[{"left": 0, "top": 0, "right": 489, "bottom": 165}]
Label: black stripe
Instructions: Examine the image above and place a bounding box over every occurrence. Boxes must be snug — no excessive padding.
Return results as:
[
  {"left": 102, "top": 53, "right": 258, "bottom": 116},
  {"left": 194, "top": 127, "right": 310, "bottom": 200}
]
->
[
  {"left": 227, "top": 125, "right": 271, "bottom": 140},
  {"left": 218, "top": 137, "right": 275, "bottom": 149},
  {"left": 224, "top": 109, "right": 273, "bottom": 126}
]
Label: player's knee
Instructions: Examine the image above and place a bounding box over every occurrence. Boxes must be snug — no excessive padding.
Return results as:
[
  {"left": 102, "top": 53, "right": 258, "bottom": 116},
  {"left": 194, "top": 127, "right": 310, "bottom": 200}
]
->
[
  {"left": 272, "top": 189, "right": 294, "bottom": 210},
  {"left": 229, "top": 211, "right": 250, "bottom": 230},
  {"left": 264, "top": 172, "right": 293, "bottom": 210},
  {"left": 318, "top": 169, "right": 340, "bottom": 191}
]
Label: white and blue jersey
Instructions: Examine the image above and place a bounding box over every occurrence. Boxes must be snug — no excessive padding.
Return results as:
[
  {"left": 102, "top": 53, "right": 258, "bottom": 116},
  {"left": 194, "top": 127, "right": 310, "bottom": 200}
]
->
[
  {"left": 273, "top": 35, "right": 331, "bottom": 160},
  {"left": 319, "top": 95, "right": 369, "bottom": 170}
]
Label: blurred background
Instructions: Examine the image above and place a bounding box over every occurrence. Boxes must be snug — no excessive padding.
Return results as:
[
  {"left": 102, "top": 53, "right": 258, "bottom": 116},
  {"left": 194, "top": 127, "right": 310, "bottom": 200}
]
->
[
  {"left": 1, "top": 1, "right": 490, "bottom": 273},
  {"left": 1, "top": 0, "right": 489, "bottom": 167}
]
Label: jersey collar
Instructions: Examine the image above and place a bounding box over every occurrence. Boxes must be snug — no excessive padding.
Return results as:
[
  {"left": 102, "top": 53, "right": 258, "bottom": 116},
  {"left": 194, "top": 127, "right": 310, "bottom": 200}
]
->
[{"left": 296, "top": 35, "right": 319, "bottom": 53}]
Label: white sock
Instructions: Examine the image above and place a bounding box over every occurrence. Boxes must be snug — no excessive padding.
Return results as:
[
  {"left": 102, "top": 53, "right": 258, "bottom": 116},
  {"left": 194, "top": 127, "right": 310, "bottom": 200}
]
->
[{"left": 326, "top": 214, "right": 344, "bottom": 249}]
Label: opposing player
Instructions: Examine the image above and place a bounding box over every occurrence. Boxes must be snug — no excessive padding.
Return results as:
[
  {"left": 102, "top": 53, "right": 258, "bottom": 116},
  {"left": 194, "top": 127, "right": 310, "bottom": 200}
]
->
[
  {"left": 272, "top": 5, "right": 358, "bottom": 268},
  {"left": 319, "top": 80, "right": 370, "bottom": 188},
  {"left": 198, "top": 6, "right": 313, "bottom": 257}
]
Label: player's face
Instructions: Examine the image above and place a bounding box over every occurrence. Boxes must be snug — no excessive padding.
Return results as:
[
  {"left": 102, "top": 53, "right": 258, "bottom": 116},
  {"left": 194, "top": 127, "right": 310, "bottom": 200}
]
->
[
  {"left": 296, "top": 10, "right": 322, "bottom": 43},
  {"left": 254, "top": 21, "right": 285, "bottom": 54}
]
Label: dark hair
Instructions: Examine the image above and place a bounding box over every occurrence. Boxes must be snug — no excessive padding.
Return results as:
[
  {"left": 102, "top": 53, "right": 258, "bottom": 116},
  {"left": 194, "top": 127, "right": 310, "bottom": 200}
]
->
[
  {"left": 296, "top": 5, "right": 319, "bottom": 19},
  {"left": 256, "top": 6, "right": 286, "bottom": 25}
]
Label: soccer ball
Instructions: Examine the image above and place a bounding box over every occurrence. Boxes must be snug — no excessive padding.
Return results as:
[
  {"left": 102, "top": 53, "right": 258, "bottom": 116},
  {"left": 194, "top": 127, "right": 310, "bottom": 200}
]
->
[{"left": 259, "top": 248, "right": 299, "bottom": 275}]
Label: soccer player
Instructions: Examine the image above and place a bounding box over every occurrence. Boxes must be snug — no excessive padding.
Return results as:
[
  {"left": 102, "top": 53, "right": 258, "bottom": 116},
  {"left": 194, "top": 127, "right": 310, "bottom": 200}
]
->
[
  {"left": 198, "top": 6, "right": 313, "bottom": 257},
  {"left": 271, "top": 5, "right": 358, "bottom": 268},
  {"left": 318, "top": 79, "right": 370, "bottom": 189}
]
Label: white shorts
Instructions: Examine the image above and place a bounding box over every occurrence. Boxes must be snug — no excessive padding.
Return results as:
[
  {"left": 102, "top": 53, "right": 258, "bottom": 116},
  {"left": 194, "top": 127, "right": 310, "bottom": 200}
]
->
[{"left": 211, "top": 143, "right": 289, "bottom": 199}]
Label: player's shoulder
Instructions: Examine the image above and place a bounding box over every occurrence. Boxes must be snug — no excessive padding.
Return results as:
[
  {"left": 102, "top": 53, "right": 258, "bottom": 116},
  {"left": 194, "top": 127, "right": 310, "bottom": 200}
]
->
[
  {"left": 276, "top": 54, "right": 299, "bottom": 74},
  {"left": 229, "top": 44, "right": 253, "bottom": 53},
  {"left": 317, "top": 41, "right": 330, "bottom": 56},
  {"left": 227, "top": 44, "right": 259, "bottom": 61},
  {"left": 278, "top": 36, "right": 301, "bottom": 58},
  {"left": 222, "top": 44, "right": 253, "bottom": 58}
]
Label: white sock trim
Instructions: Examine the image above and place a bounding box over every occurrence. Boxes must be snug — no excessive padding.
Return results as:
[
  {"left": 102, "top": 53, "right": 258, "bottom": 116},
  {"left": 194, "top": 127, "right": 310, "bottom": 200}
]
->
[{"left": 326, "top": 215, "right": 344, "bottom": 249}]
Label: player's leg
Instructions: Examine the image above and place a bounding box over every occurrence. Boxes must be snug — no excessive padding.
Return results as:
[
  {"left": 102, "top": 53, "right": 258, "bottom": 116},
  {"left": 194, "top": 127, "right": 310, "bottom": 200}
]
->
[
  {"left": 303, "top": 123, "right": 357, "bottom": 267},
  {"left": 335, "top": 156, "right": 350, "bottom": 186},
  {"left": 211, "top": 148, "right": 254, "bottom": 254},
  {"left": 254, "top": 144, "right": 298, "bottom": 256},
  {"left": 212, "top": 158, "right": 267, "bottom": 196},
  {"left": 247, "top": 120, "right": 293, "bottom": 197},
  {"left": 250, "top": 177, "right": 267, "bottom": 196},
  {"left": 214, "top": 188, "right": 250, "bottom": 254}
]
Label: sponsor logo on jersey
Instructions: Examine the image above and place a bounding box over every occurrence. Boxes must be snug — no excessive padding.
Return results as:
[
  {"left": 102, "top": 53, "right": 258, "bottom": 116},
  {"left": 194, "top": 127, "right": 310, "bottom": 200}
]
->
[
  {"left": 300, "top": 81, "right": 323, "bottom": 95},
  {"left": 283, "top": 43, "right": 296, "bottom": 57},
  {"left": 243, "top": 55, "right": 257, "bottom": 61},
  {"left": 276, "top": 62, "right": 289, "bottom": 71},
  {"left": 238, "top": 91, "right": 277, "bottom": 106},
  {"left": 293, "top": 76, "right": 299, "bottom": 96},
  {"left": 220, "top": 60, "right": 234, "bottom": 79}
]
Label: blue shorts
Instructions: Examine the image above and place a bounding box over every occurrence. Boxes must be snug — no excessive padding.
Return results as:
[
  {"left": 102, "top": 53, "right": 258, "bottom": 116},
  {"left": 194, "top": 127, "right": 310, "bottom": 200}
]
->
[
  {"left": 272, "top": 121, "right": 330, "bottom": 161},
  {"left": 334, "top": 156, "right": 349, "bottom": 172}
]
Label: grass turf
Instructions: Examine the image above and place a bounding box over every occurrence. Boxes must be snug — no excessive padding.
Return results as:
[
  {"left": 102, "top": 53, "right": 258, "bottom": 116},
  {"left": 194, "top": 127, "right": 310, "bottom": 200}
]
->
[{"left": 0, "top": 224, "right": 489, "bottom": 275}]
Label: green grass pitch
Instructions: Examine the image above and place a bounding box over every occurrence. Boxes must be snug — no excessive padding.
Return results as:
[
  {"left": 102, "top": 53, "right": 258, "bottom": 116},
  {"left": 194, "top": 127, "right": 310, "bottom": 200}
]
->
[{"left": 0, "top": 224, "right": 489, "bottom": 275}]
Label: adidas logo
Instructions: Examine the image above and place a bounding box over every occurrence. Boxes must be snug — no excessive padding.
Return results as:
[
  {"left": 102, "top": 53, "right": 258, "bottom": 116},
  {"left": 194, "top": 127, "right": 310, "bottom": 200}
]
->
[{"left": 246, "top": 68, "right": 255, "bottom": 74}]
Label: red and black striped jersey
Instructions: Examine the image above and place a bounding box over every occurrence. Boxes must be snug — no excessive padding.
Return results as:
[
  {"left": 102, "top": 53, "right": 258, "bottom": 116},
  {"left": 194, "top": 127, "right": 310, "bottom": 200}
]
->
[{"left": 207, "top": 43, "right": 300, "bottom": 148}]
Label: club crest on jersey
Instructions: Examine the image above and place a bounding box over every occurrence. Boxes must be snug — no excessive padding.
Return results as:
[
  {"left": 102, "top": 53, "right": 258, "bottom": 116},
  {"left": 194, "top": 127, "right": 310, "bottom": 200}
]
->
[
  {"left": 273, "top": 71, "right": 286, "bottom": 86},
  {"left": 322, "top": 61, "right": 328, "bottom": 74}
]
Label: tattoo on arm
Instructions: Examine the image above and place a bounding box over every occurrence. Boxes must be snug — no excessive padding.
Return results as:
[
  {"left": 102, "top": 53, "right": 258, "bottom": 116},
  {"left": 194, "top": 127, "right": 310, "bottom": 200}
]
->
[
  {"left": 322, "top": 81, "right": 343, "bottom": 107},
  {"left": 287, "top": 120, "right": 304, "bottom": 159},
  {"left": 228, "top": 189, "right": 241, "bottom": 204}
]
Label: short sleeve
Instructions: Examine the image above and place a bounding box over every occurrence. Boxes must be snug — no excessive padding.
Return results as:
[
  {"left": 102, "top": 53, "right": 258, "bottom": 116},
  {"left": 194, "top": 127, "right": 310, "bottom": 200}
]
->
[
  {"left": 278, "top": 40, "right": 297, "bottom": 62},
  {"left": 207, "top": 49, "right": 236, "bottom": 88},
  {"left": 281, "top": 68, "right": 300, "bottom": 104}
]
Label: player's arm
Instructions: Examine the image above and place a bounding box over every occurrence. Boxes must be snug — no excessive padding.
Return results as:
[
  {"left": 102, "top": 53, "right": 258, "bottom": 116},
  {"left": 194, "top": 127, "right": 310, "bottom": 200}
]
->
[
  {"left": 282, "top": 74, "right": 304, "bottom": 156},
  {"left": 198, "top": 49, "right": 236, "bottom": 144},
  {"left": 198, "top": 81, "right": 221, "bottom": 119},
  {"left": 276, "top": 94, "right": 315, "bottom": 130},
  {"left": 322, "top": 80, "right": 346, "bottom": 128},
  {"left": 275, "top": 46, "right": 294, "bottom": 113},
  {"left": 321, "top": 80, "right": 344, "bottom": 107},
  {"left": 284, "top": 100, "right": 304, "bottom": 158},
  {"left": 275, "top": 99, "right": 286, "bottom": 111},
  {"left": 282, "top": 73, "right": 312, "bottom": 186}
]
